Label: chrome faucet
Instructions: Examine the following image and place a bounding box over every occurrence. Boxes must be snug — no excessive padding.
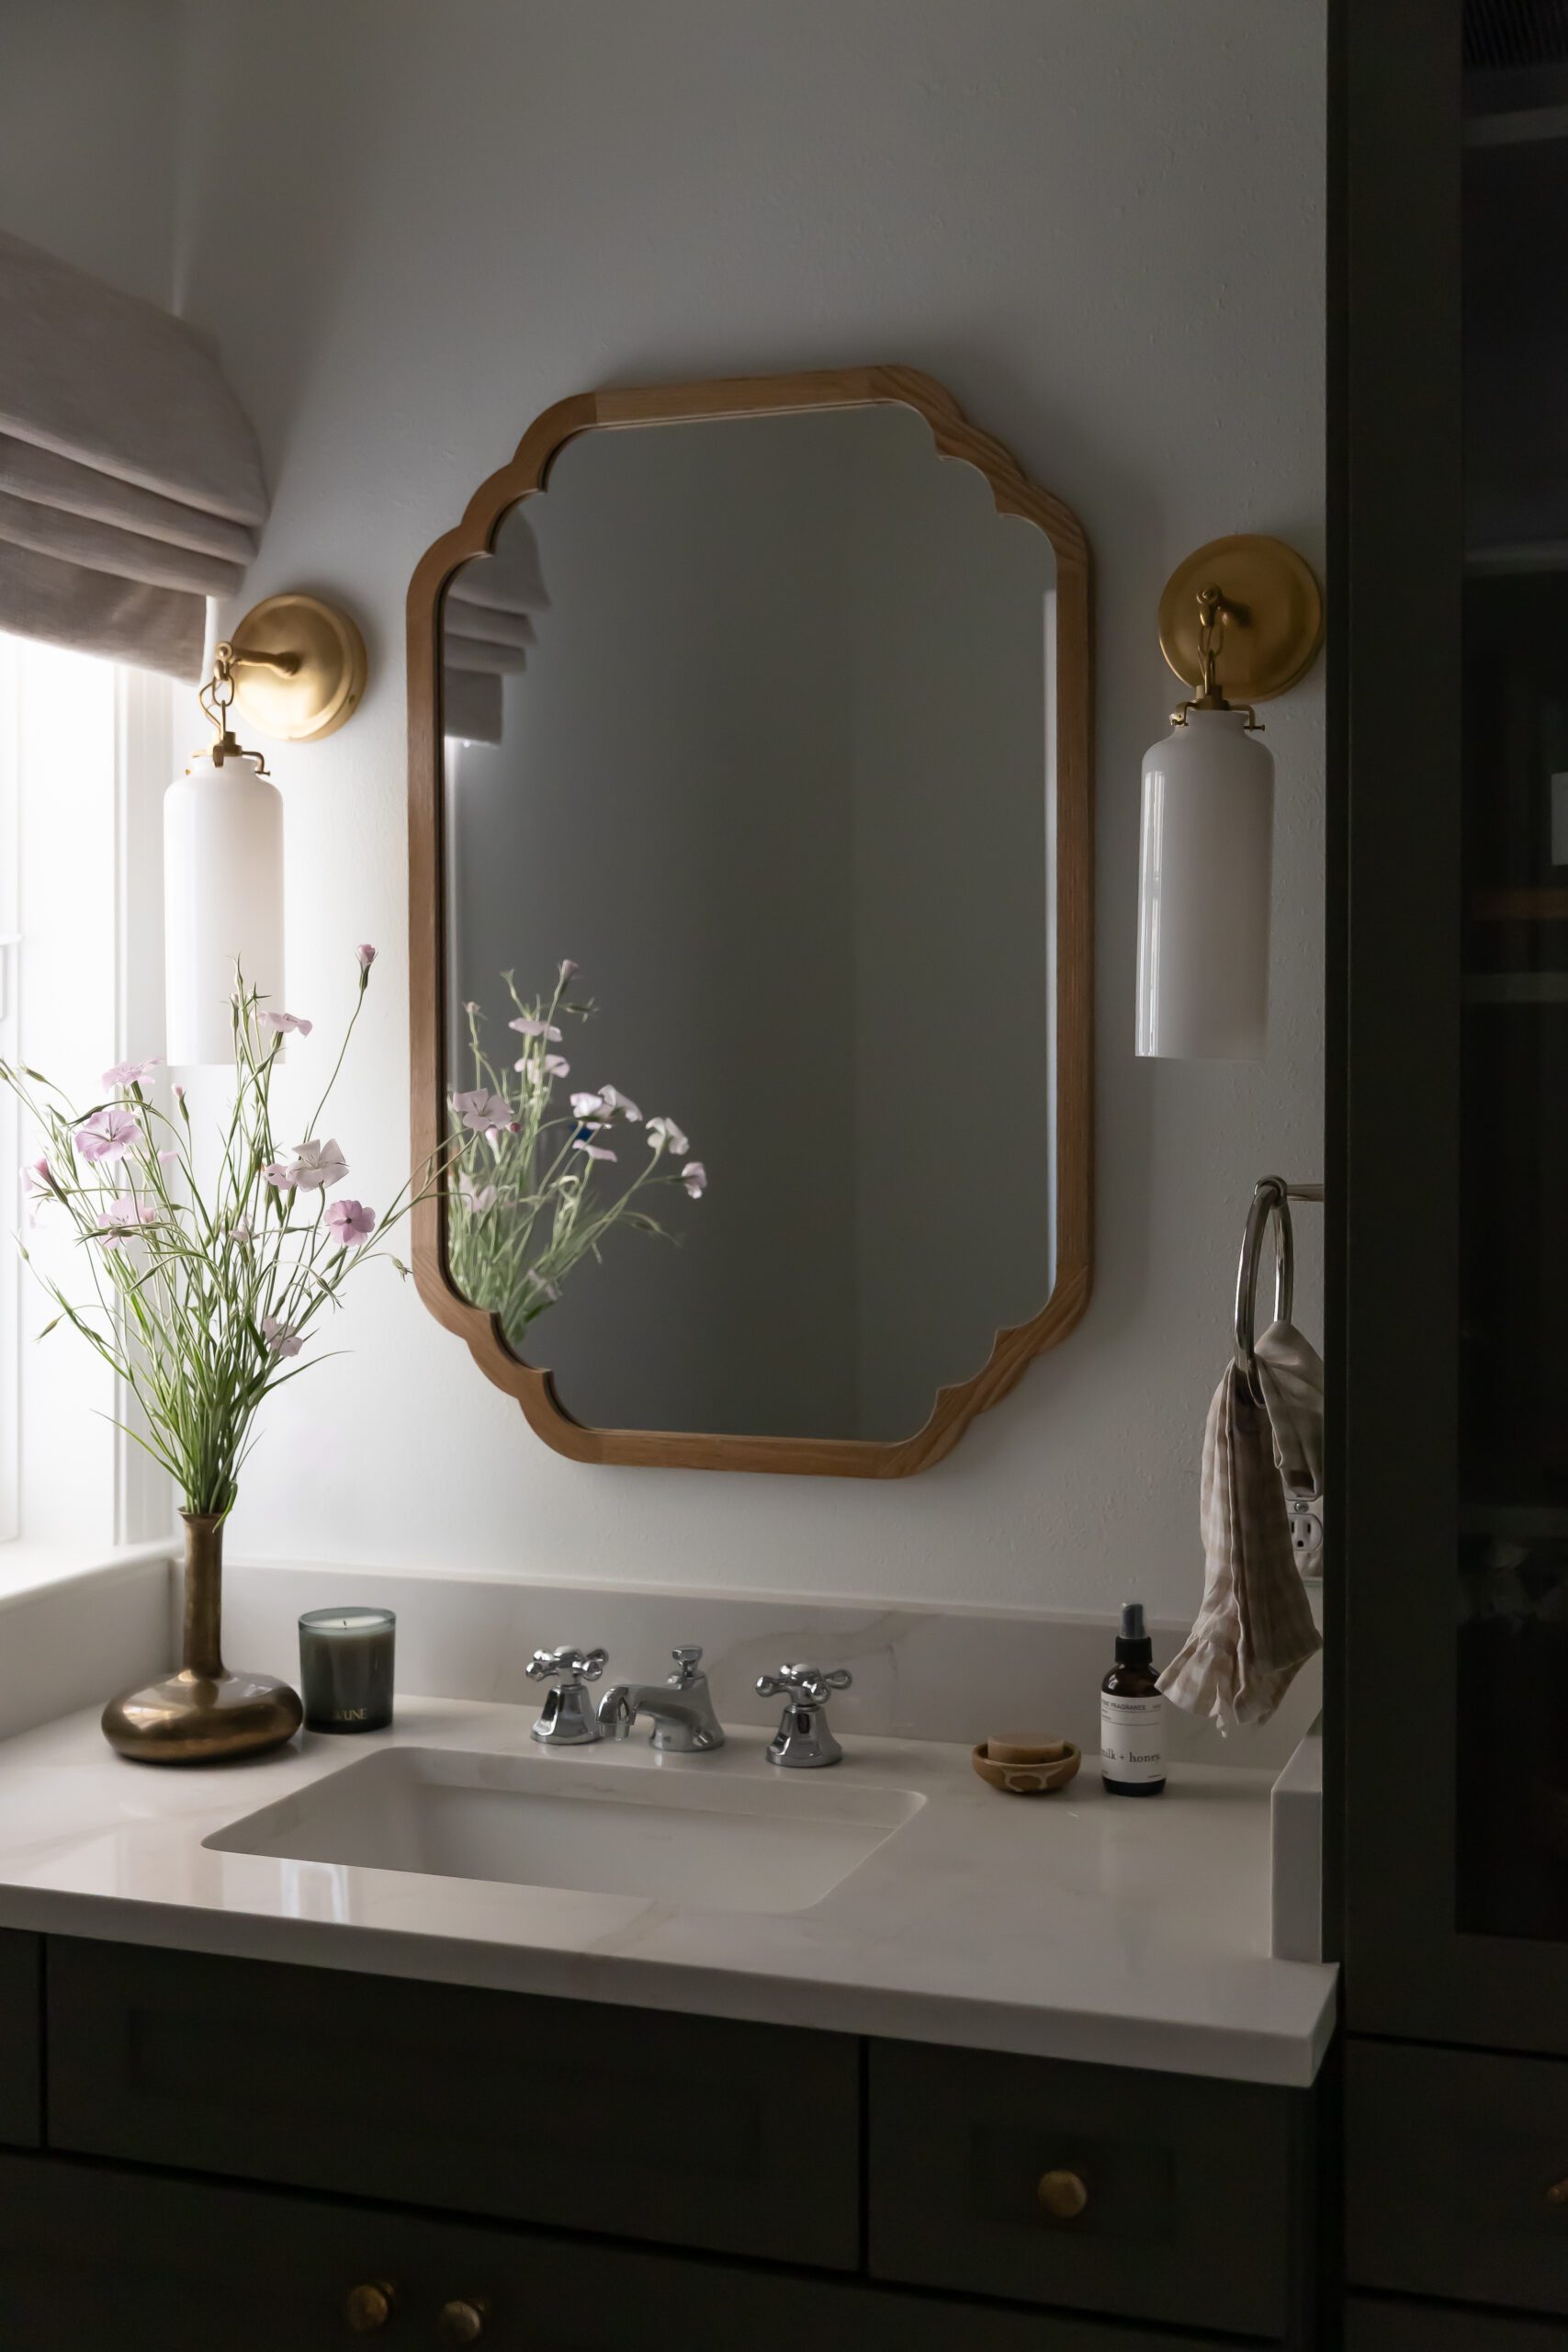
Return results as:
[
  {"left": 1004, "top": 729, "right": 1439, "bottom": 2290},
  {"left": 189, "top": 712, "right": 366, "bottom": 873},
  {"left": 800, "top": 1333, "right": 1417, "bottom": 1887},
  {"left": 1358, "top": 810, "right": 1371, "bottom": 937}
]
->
[
  {"left": 756, "top": 1662, "right": 853, "bottom": 1768},
  {"left": 597, "top": 1646, "right": 725, "bottom": 1753},
  {"left": 526, "top": 1645, "right": 608, "bottom": 1746}
]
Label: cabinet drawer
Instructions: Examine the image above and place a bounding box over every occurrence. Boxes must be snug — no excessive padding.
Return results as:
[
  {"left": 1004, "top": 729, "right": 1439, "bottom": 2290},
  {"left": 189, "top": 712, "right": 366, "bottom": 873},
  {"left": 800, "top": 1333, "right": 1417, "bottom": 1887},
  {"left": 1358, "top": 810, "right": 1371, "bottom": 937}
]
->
[
  {"left": 46, "top": 1936, "right": 859, "bottom": 2270},
  {"left": 1348, "top": 2039, "right": 1568, "bottom": 2315},
  {"left": 0, "top": 1930, "right": 39, "bottom": 2148},
  {"left": 0, "top": 2150, "right": 1218, "bottom": 2352},
  {"left": 868, "top": 2037, "right": 1309, "bottom": 2337},
  {"left": 1347, "top": 2295, "right": 1568, "bottom": 2349}
]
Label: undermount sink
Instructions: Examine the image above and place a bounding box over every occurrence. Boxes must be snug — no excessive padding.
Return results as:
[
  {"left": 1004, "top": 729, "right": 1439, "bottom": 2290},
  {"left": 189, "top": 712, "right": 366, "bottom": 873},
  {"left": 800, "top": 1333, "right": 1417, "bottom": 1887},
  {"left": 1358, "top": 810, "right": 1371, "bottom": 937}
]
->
[{"left": 205, "top": 1744, "right": 924, "bottom": 1914}]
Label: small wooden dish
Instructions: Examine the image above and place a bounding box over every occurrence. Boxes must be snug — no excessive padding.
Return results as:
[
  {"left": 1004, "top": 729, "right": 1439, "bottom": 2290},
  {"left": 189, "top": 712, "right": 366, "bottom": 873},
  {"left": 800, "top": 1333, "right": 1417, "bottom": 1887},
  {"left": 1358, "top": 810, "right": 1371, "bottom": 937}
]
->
[{"left": 971, "top": 1736, "right": 1081, "bottom": 1797}]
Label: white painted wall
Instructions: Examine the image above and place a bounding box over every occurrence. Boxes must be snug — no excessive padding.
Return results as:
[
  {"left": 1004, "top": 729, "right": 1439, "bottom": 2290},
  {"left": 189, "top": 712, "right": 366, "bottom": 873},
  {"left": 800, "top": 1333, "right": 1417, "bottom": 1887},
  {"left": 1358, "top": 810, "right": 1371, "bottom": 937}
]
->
[{"left": 1, "top": 0, "right": 1325, "bottom": 1620}]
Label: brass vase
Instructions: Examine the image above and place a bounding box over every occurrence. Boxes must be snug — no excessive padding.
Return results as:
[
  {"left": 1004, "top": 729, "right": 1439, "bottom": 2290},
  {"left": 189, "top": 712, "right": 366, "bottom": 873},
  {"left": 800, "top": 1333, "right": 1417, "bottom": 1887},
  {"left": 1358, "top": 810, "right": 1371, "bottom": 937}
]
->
[{"left": 101, "top": 1513, "right": 303, "bottom": 1764}]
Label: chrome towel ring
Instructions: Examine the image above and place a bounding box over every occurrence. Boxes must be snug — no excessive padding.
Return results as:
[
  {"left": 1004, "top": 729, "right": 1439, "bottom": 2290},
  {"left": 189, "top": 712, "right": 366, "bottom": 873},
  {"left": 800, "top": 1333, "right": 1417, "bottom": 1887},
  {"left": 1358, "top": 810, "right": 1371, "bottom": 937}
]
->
[{"left": 1235, "top": 1176, "right": 1324, "bottom": 1401}]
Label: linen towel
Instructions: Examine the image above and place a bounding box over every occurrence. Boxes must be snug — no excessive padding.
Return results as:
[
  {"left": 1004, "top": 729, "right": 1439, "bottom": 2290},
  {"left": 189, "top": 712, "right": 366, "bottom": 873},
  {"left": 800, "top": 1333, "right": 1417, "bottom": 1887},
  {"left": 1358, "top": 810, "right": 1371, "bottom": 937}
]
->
[
  {"left": 1255, "top": 1317, "right": 1325, "bottom": 1578},
  {"left": 1158, "top": 1354, "right": 1323, "bottom": 1730}
]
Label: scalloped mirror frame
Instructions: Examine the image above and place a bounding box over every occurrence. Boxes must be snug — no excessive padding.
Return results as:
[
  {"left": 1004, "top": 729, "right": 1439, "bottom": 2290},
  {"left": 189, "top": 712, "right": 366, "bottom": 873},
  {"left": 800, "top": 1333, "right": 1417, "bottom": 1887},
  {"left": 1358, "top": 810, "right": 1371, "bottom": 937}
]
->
[{"left": 407, "top": 366, "right": 1093, "bottom": 1476}]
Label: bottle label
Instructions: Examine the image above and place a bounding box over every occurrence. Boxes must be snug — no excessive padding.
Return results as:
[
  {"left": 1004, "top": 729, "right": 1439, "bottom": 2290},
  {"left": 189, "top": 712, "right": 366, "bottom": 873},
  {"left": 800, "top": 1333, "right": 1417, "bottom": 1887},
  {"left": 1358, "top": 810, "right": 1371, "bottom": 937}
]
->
[{"left": 1100, "top": 1692, "right": 1164, "bottom": 1781}]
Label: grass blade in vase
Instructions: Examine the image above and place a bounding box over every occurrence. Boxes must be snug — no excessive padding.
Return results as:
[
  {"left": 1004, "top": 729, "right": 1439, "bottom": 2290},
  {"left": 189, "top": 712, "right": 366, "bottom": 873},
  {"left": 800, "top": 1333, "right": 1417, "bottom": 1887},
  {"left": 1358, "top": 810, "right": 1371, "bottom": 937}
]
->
[{"left": 3, "top": 944, "right": 452, "bottom": 1763}]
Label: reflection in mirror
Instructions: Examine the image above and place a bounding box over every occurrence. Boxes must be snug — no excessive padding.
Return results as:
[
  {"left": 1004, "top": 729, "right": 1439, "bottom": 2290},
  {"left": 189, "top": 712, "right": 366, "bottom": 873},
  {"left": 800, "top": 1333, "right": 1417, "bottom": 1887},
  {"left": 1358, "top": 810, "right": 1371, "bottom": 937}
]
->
[{"left": 438, "top": 395, "right": 1071, "bottom": 1447}]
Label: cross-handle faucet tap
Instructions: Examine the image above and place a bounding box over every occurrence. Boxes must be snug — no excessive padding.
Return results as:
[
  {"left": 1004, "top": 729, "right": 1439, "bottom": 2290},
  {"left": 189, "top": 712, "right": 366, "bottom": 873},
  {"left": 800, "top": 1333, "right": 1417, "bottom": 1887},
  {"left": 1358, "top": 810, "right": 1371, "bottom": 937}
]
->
[
  {"left": 597, "top": 1646, "right": 725, "bottom": 1753},
  {"left": 526, "top": 1645, "right": 608, "bottom": 1746},
  {"left": 756, "top": 1662, "right": 853, "bottom": 1768}
]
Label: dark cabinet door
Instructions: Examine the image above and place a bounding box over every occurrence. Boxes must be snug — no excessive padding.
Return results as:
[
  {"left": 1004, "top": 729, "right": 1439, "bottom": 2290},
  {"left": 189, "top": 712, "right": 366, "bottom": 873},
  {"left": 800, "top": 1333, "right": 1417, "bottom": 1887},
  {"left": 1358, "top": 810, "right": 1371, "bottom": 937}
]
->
[
  {"left": 1336, "top": 0, "right": 1568, "bottom": 2054},
  {"left": 1348, "top": 2298, "right": 1568, "bottom": 2350},
  {"left": 45, "top": 1935, "right": 861, "bottom": 2270},
  {"left": 1346, "top": 2040, "right": 1568, "bottom": 2316},
  {"left": 0, "top": 1930, "right": 39, "bottom": 2147},
  {"left": 868, "top": 2036, "right": 1308, "bottom": 2339},
  {"left": 0, "top": 2150, "right": 1229, "bottom": 2352}
]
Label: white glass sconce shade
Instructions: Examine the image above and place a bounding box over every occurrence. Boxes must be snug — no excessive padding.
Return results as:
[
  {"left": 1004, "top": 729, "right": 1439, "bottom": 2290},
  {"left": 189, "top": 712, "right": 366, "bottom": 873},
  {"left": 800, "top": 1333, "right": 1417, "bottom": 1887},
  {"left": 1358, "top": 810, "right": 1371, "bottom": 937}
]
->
[
  {"left": 164, "top": 751, "right": 283, "bottom": 1065},
  {"left": 1135, "top": 708, "right": 1273, "bottom": 1060}
]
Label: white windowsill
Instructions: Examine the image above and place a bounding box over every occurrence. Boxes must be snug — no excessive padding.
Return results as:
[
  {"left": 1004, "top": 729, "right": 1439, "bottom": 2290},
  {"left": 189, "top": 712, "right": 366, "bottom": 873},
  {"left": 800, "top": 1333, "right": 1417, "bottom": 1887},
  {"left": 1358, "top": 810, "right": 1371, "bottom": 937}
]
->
[{"left": 0, "top": 1537, "right": 176, "bottom": 1611}]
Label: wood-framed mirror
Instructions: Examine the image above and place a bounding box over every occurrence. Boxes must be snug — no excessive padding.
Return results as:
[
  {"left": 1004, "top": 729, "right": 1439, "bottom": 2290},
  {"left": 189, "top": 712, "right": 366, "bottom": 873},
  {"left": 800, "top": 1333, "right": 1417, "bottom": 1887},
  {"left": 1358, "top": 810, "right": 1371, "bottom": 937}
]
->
[{"left": 407, "top": 367, "right": 1091, "bottom": 1476}]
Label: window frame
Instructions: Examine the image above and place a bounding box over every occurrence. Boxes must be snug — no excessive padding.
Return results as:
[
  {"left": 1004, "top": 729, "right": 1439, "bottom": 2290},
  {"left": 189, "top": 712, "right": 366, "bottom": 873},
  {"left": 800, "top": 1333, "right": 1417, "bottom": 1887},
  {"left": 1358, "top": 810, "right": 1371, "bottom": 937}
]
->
[{"left": 0, "top": 635, "right": 178, "bottom": 1558}]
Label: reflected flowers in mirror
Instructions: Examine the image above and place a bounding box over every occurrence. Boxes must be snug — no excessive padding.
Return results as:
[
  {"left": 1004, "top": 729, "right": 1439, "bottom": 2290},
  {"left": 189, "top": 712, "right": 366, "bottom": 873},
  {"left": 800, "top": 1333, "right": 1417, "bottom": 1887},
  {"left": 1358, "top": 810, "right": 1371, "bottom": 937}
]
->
[{"left": 446, "top": 961, "right": 708, "bottom": 1347}]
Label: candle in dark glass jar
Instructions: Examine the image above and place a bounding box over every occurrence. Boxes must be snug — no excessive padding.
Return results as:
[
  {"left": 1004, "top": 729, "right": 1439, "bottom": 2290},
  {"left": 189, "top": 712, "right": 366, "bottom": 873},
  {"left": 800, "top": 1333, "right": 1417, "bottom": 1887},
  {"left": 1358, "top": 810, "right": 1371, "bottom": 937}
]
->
[{"left": 299, "top": 1607, "right": 396, "bottom": 1733}]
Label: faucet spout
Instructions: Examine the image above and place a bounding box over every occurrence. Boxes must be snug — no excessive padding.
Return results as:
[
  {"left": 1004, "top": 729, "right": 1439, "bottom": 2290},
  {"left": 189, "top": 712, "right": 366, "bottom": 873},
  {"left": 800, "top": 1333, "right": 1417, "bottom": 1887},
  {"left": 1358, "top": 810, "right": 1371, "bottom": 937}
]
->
[
  {"left": 597, "top": 1685, "right": 637, "bottom": 1741},
  {"left": 594, "top": 1650, "right": 725, "bottom": 1753}
]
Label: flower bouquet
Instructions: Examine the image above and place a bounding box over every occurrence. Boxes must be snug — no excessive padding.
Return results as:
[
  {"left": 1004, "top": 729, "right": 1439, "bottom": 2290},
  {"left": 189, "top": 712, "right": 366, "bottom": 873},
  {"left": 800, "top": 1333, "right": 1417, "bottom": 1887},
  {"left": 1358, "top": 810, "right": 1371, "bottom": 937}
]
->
[{"left": 3, "top": 944, "right": 442, "bottom": 1762}]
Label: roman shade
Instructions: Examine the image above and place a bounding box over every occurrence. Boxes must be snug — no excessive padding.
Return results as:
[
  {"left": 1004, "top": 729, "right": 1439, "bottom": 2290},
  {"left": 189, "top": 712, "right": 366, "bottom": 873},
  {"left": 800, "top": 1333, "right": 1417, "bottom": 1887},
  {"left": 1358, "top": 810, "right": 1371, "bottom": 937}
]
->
[
  {"left": 443, "top": 508, "right": 548, "bottom": 745},
  {"left": 0, "top": 230, "right": 268, "bottom": 680}
]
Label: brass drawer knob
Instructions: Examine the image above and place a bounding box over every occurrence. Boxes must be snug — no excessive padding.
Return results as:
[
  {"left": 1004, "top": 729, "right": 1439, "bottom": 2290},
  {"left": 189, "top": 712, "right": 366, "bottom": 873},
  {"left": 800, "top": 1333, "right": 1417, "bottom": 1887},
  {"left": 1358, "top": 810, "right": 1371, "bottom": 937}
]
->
[
  {"left": 437, "top": 2301, "right": 489, "bottom": 2346},
  {"left": 344, "top": 2281, "right": 395, "bottom": 2334},
  {"left": 1037, "top": 2167, "right": 1089, "bottom": 2222}
]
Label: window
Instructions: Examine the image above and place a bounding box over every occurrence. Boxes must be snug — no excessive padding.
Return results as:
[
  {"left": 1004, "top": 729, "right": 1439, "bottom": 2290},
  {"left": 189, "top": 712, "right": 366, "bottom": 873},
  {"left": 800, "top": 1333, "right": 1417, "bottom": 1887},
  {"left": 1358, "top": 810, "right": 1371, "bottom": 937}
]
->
[{"left": 0, "top": 635, "right": 178, "bottom": 1556}]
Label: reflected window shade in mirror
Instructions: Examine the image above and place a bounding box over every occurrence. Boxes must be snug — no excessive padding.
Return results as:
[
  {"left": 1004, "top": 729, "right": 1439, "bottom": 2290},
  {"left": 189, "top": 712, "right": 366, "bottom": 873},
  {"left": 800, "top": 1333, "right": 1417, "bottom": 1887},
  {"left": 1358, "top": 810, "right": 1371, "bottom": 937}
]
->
[
  {"left": 443, "top": 513, "right": 548, "bottom": 747},
  {"left": 0, "top": 230, "right": 268, "bottom": 680},
  {"left": 408, "top": 368, "right": 1091, "bottom": 1476}
]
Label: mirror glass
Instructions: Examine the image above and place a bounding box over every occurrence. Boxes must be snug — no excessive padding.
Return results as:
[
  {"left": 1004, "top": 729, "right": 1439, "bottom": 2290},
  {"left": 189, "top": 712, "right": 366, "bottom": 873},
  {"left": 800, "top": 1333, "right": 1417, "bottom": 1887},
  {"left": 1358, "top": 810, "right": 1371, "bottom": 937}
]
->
[{"left": 440, "top": 400, "right": 1059, "bottom": 1443}]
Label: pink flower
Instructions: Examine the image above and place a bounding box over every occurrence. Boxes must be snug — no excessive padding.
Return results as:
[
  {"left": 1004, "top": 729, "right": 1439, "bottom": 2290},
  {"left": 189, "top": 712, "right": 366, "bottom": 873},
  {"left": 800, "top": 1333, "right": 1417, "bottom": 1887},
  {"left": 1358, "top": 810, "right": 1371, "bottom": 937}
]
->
[
  {"left": 457, "top": 1172, "right": 496, "bottom": 1215},
  {"left": 173, "top": 1083, "right": 186, "bottom": 1102},
  {"left": 229, "top": 1217, "right": 254, "bottom": 1243},
  {"left": 96, "top": 1195, "right": 158, "bottom": 1250},
  {"left": 597, "top": 1085, "right": 641, "bottom": 1124},
  {"left": 287, "top": 1137, "right": 348, "bottom": 1191},
  {"left": 682, "top": 1160, "right": 707, "bottom": 1198},
  {"left": 156, "top": 1149, "right": 180, "bottom": 1165},
  {"left": 451, "top": 1088, "right": 512, "bottom": 1136},
  {"left": 101, "top": 1056, "right": 163, "bottom": 1090},
  {"left": 258, "top": 1011, "right": 313, "bottom": 1038},
  {"left": 516, "top": 1052, "right": 570, "bottom": 1079},
  {"left": 558, "top": 958, "right": 581, "bottom": 980},
  {"left": 572, "top": 1139, "right": 617, "bottom": 1163},
  {"left": 646, "top": 1115, "right": 689, "bottom": 1157},
  {"left": 262, "top": 1313, "right": 302, "bottom": 1359},
  {"left": 21, "top": 1157, "right": 56, "bottom": 1222},
  {"left": 74, "top": 1107, "right": 141, "bottom": 1165},
  {"left": 525, "top": 1267, "right": 561, "bottom": 1301},
  {"left": 509, "top": 1015, "right": 563, "bottom": 1042},
  {"left": 570, "top": 1091, "right": 607, "bottom": 1121},
  {"left": 326, "top": 1197, "right": 375, "bottom": 1249},
  {"left": 263, "top": 1139, "right": 349, "bottom": 1192},
  {"left": 356, "top": 944, "right": 377, "bottom": 970}
]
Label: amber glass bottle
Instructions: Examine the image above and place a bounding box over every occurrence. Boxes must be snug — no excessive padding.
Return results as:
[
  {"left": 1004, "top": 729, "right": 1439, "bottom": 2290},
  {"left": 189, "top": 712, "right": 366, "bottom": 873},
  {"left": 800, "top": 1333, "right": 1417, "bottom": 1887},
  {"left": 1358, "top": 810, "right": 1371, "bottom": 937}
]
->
[{"left": 1100, "top": 1601, "right": 1166, "bottom": 1796}]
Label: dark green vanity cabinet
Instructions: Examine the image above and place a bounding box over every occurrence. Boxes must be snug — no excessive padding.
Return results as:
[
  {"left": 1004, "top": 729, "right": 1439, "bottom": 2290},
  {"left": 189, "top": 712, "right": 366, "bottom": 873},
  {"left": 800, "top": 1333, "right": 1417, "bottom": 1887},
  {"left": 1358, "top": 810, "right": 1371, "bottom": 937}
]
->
[
  {"left": 0, "top": 1934, "right": 1321, "bottom": 2348},
  {"left": 1332, "top": 3, "right": 1568, "bottom": 2343},
  {"left": 0, "top": 1928, "right": 40, "bottom": 2147}
]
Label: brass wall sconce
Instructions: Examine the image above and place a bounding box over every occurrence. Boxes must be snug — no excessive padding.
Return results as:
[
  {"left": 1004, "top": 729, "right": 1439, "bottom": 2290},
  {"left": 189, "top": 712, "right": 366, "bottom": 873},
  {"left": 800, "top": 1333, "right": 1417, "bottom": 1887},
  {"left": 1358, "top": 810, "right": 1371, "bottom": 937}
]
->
[
  {"left": 221, "top": 591, "right": 367, "bottom": 743},
  {"left": 164, "top": 594, "right": 367, "bottom": 1064},
  {"left": 1135, "top": 534, "right": 1324, "bottom": 1061}
]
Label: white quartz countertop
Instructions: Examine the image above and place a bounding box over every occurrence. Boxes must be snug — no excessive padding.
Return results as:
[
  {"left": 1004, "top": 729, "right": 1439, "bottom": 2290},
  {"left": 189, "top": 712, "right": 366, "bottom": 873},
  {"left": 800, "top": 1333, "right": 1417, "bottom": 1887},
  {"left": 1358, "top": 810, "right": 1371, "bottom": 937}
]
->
[{"left": 0, "top": 1697, "right": 1337, "bottom": 2086}]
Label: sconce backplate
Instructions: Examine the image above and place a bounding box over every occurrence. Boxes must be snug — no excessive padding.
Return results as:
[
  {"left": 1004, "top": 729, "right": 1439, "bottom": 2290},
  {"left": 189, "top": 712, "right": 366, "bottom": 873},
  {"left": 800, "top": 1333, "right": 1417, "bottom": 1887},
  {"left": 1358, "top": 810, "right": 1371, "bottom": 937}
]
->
[
  {"left": 1158, "top": 535, "right": 1323, "bottom": 704},
  {"left": 229, "top": 593, "right": 367, "bottom": 741}
]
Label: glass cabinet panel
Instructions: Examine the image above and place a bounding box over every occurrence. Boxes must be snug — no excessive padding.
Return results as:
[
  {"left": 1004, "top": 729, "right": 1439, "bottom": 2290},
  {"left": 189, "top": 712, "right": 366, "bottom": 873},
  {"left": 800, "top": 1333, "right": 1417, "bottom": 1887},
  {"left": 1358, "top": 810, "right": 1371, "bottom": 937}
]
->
[{"left": 1457, "top": 31, "right": 1568, "bottom": 1941}]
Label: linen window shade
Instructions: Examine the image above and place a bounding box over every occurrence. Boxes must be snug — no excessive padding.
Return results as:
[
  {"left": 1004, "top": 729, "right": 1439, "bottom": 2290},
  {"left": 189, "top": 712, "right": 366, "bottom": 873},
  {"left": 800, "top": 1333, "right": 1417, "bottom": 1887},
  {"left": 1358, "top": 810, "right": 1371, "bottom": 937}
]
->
[
  {"left": 0, "top": 230, "right": 268, "bottom": 680},
  {"left": 442, "top": 509, "right": 548, "bottom": 745}
]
